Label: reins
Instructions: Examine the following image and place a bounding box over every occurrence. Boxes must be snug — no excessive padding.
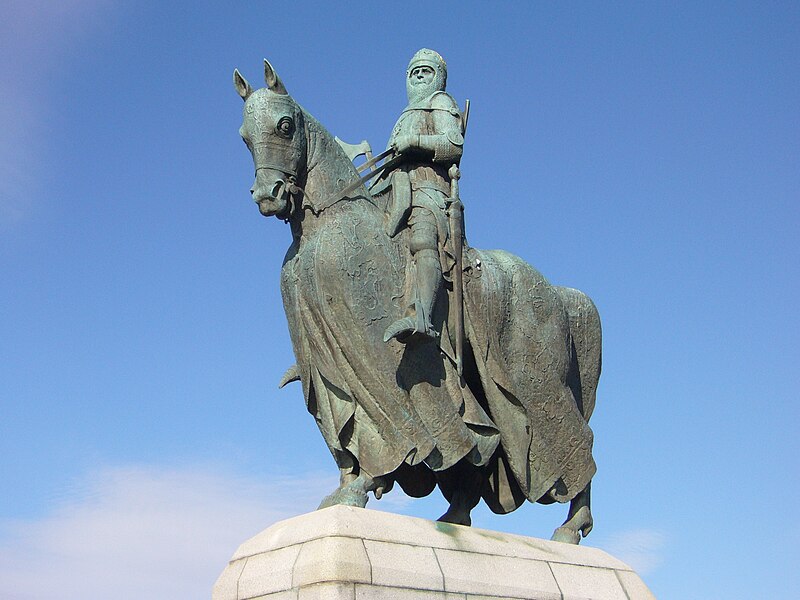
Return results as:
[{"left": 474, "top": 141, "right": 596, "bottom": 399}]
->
[
  {"left": 268, "top": 148, "right": 401, "bottom": 219},
  {"left": 312, "top": 150, "right": 402, "bottom": 213}
]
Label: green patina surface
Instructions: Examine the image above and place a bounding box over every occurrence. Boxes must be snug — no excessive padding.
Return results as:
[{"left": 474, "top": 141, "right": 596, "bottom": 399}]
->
[{"left": 233, "top": 50, "right": 602, "bottom": 546}]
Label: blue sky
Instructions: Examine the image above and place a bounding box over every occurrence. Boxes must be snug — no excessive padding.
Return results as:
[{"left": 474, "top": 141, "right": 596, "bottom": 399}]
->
[{"left": 1, "top": 2, "right": 798, "bottom": 598}]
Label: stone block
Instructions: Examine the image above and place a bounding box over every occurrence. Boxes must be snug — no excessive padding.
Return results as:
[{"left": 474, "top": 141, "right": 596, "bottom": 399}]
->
[
  {"left": 364, "top": 540, "right": 443, "bottom": 591},
  {"left": 297, "top": 582, "right": 355, "bottom": 600},
  {"left": 251, "top": 591, "right": 297, "bottom": 600},
  {"left": 239, "top": 545, "right": 303, "bottom": 599},
  {"left": 292, "top": 536, "right": 371, "bottom": 588},
  {"left": 355, "top": 585, "right": 465, "bottom": 599},
  {"left": 214, "top": 556, "right": 248, "bottom": 599},
  {"left": 616, "top": 570, "right": 657, "bottom": 600},
  {"left": 435, "top": 547, "right": 560, "bottom": 599},
  {"left": 549, "top": 563, "right": 628, "bottom": 600}
]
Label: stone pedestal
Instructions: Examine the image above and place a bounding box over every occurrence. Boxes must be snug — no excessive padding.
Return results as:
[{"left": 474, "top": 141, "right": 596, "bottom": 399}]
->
[{"left": 213, "top": 505, "right": 655, "bottom": 600}]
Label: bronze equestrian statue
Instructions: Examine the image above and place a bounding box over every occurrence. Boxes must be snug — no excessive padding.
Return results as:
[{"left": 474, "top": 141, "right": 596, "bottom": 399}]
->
[{"left": 232, "top": 50, "right": 601, "bottom": 544}]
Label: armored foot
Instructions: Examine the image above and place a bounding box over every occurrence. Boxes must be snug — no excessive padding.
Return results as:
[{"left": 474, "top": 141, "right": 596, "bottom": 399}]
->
[{"left": 383, "top": 316, "right": 438, "bottom": 343}]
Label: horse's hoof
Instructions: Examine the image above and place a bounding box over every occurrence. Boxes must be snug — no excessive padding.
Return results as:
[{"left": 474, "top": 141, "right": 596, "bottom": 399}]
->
[
  {"left": 551, "top": 526, "right": 581, "bottom": 545},
  {"left": 437, "top": 508, "right": 471, "bottom": 526},
  {"left": 318, "top": 484, "right": 368, "bottom": 510},
  {"left": 572, "top": 505, "right": 593, "bottom": 537}
]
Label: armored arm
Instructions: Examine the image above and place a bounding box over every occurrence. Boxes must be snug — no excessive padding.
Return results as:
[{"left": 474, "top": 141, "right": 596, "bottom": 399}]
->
[{"left": 426, "top": 93, "right": 464, "bottom": 162}]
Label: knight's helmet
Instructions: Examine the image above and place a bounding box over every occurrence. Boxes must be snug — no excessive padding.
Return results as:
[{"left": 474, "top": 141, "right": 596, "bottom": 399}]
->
[{"left": 406, "top": 48, "right": 447, "bottom": 100}]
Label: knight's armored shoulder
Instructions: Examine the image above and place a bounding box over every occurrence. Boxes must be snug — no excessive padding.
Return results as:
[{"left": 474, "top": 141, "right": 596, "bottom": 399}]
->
[
  {"left": 429, "top": 91, "right": 460, "bottom": 114},
  {"left": 428, "top": 92, "right": 464, "bottom": 147}
]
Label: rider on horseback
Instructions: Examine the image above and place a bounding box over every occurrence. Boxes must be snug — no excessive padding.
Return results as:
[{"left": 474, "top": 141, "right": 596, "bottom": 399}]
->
[{"left": 375, "top": 49, "right": 465, "bottom": 343}]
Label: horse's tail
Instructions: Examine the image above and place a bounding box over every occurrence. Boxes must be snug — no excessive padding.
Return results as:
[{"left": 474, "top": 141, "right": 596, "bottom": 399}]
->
[{"left": 557, "top": 287, "right": 602, "bottom": 421}]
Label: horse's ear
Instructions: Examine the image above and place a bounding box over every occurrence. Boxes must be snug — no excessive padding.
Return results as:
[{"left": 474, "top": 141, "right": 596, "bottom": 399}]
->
[
  {"left": 233, "top": 69, "right": 253, "bottom": 101},
  {"left": 264, "top": 59, "right": 288, "bottom": 95}
]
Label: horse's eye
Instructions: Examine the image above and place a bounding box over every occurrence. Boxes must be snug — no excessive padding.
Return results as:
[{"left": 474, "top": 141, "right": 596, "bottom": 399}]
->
[{"left": 277, "top": 117, "right": 294, "bottom": 137}]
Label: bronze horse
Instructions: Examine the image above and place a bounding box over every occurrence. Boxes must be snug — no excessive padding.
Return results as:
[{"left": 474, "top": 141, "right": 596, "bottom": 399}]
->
[{"left": 234, "top": 60, "right": 601, "bottom": 544}]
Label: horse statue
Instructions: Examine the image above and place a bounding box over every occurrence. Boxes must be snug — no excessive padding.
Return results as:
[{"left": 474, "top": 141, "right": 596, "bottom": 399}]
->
[{"left": 233, "top": 59, "right": 602, "bottom": 544}]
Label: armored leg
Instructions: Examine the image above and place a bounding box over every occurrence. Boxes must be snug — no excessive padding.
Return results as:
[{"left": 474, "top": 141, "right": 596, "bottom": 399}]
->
[
  {"left": 412, "top": 248, "right": 441, "bottom": 336},
  {"left": 384, "top": 209, "right": 442, "bottom": 342}
]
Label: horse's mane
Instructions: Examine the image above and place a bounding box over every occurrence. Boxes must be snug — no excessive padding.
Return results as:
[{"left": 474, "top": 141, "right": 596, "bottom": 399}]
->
[{"left": 299, "top": 106, "right": 373, "bottom": 215}]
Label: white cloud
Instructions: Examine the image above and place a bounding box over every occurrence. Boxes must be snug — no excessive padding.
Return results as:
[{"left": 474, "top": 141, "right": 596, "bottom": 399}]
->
[
  {"left": 0, "top": 462, "right": 662, "bottom": 599},
  {"left": 594, "top": 528, "right": 666, "bottom": 575},
  {"left": 0, "top": 464, "right": 336, "bottom": 600}
]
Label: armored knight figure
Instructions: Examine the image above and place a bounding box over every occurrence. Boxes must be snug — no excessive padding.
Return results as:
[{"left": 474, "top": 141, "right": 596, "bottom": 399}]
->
[{"left": 376, "top": 48, "right": 465, "bottom": 343}]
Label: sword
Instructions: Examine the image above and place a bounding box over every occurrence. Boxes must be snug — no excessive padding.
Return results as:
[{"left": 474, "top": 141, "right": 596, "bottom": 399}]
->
[
  {"left": 448, "top": 99, "right": 470, "bottom": 378},
  {"left": 448, "top": 164, "right": 465, "bottom": 378}
]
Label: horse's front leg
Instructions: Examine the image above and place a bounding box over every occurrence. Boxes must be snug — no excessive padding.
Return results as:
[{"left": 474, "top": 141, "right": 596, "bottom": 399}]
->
[
  {"left": 551, "top": 481, "right": 593, "bottom": 544},
  {"left": 318, "top": 462, "right": 390, "bottom": 509}
]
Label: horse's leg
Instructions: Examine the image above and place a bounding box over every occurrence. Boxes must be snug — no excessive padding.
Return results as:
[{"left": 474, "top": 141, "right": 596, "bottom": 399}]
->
[
  {"left": 335, "top": 467, "right": 358, "bottom": 493},
  {"left": 318, "top": 466, "right": 389, "bottom": 510},
  {"left": 437, "top": 460, "right": 482, "bottom": 526},
  {"left": 551, "top": 481, "right": 593, "bottom": 544}
]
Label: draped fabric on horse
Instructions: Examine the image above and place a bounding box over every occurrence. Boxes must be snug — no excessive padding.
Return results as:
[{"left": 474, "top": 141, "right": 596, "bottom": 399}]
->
[
  {"left": 281, "top": 199, "right": 501, "bottom": 489},
  {"left": 280, "top": 201, "right": 596, "bottom": 511},
  {"left": 462, "top": 248, "right": 597, "bottom": 511},
  {"left": 274, "top": 115, "right": 598, "bottom": 512}
]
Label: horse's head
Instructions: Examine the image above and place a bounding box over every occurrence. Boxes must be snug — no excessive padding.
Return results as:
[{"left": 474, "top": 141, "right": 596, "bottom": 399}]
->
[{"left": 234, "top": 60, "right": 307, "bottom": 219}]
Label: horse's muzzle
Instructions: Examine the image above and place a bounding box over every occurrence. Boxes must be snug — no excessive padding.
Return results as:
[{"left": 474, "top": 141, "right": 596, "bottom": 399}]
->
[
  {"left": 253, "top": 180, "right": 291, "bottom": 219},
  {"left": 252, "top": 178, "right": 286, "bottom": 202}
]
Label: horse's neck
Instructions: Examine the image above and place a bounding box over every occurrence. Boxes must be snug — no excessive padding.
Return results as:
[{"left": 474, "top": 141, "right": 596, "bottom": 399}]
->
[
  {"left": 291, "top": 112, "right": 367, "bottom": 239},
  {"left": 305, "top": 114, "right": 360, "bottom": 199}
]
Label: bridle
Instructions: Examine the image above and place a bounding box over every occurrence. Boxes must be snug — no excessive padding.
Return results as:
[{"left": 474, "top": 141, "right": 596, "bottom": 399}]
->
[
  {"left": 250, "top": 106, "right": 404, "bottom": 220},
  {"left": 251, "top": 130, "right": 308, "bottom": 221},
  {"left": 255, "top": 165, "right": 307, "bottom": 223}
]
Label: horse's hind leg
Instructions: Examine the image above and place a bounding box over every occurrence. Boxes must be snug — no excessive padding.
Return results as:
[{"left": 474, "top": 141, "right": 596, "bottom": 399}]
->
[
  {"left": 437, "top": 460, "right": 482, "bottom": 526},
  {"left": 551, "top": 482, "right": 593, "bottom": 544}
]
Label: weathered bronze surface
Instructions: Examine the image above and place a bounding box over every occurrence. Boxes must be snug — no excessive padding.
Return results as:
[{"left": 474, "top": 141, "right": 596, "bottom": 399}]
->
[{"left": 233, "top": 50, "right": 602, "bottom": 544}]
